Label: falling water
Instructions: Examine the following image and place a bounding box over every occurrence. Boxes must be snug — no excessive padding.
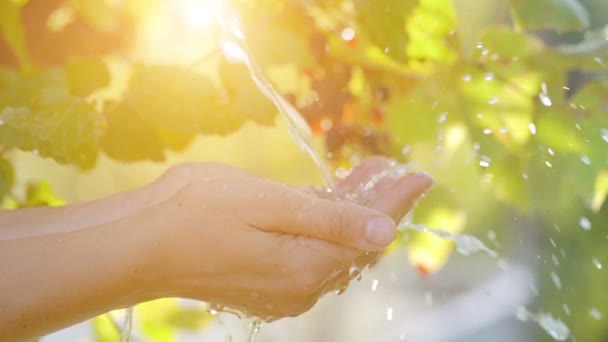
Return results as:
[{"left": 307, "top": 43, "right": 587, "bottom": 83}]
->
[
  {"left": 120, "top": 307, "right": 134, "bottom": 342},
  {"left": 516, "top": 306, "right": 570, "bottom": 341},
  {"left": 213, "top": 1, "right": 334, "bottom": 188}
]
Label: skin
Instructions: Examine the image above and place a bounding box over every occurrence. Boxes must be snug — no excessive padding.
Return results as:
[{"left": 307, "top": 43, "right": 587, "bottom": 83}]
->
[{"left": 0, "top": 157, "right": 433, "bottom": 341}]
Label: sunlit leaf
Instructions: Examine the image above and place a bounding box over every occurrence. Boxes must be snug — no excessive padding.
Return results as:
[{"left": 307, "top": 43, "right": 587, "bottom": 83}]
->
[
  {"left": 127, "top": 64, "right": 243, "bottom": 136},
  {"left": 354, "top": 0, "right": 417, "bottom": 62},
  {"left": 92, "top": 315, "right": 120, "bottom": 342},
  {"left": 452, "top": 0, "right": 508, "bottom": 58},
  {"left": 25, "top": 180, "right": 65, "bottom": 207},
  {"left": 478, "top": 27, "right": 544, "bottom": 59},
  {"left": 511, "top": 0, "right": 590, "bottom": 33},
  {"left": 592, "top": 171, "right": 608, "bottom": 212},
  {"left": 136, "top": 299, "right": 213, "bottom": 342},
  {"left": 0, "top": 68, "right": 103, "bottom": 169},
  {"left": 65, "top": 57, "right": 111, "bottom": 96},
  {"left": 406, "top": 206, "right": 467, "bottom": 275},
  {"left": 101, "top": 101, "right": 166, "bottom": 162},
  {"left": 0, "top": 0, "right": 31, "bottom": 69},
  {"left": 534, "top": 111, "right": 588, "bottom": 153},
  {"left": 71, "top": 0, "right": 119, "bottom": 32},
  {"left": 0, "top": 157, "right": 14, "bottom": 201},
  {"left": 219, "top": 60, "right": 277, "bottom": 126}
]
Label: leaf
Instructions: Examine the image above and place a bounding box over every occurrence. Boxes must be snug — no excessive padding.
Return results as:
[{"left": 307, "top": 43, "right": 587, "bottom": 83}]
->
[
  {"left": 0, "top": 157, "right": 14, "bottom": 201},
  {"left": 478, "top": 27, "right": 544, "bottom": 59},
  {"left": 92, "top": 315, "right": 119, "bottom": 342},
  {"left": 511, "top": 0, "right": 590, "bottom": 33},
  {"left": 534, "top": 111, "right": 588, "bottom": 154},
  {"left": 0, "top": 68, "right": 103, "bottom": 169},
  {"left": 0, "top": 0, "right": 31, "bottom": 69},
  {"left": 592, "top": 171, "right": 608, "bottom": 212},
  {"left": 127, "top": 64, "right": 243, "bottom": 136},
  {"left": 71, "top": 0, "right": 119, "bottom": 32},
  {"left": 244, "top": 23, "right": 315, "bottom": 68},
  {"left": 24, "top": 180, "right": 65, "bottom": 207},
  {"left": 136, "top": 299, "right": 213, "bottom": 342},
  {"left": 101, "top": 101, "right": 166, "bottom": 162},
  {"left": 354, "top": 0, "right": 417, "bottom": 62},
  {"left": 219, "top": 60, "right": 277, "bottom": 126},
  {"left": 452, "top": 0, "right": 508, "bottom": 58},
  {"left": 65, "top": 57, "right": 111, "bottom": 96}
]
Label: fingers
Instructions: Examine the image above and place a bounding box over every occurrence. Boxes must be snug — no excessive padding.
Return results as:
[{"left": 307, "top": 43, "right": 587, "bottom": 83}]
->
[
  {"left": 249, "top": 185, "right": 398, "bottom": 251},
  {"left": 364, "top": 172, "right": 434, "bottom": 221},
  {"left": 334, "top": 156, "right": 393, "bottom": 197}
]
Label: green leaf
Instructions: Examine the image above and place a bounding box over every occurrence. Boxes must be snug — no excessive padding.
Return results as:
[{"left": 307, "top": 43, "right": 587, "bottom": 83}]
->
[
  {"left": 0, "top": 68, "right": 103, "bottom": 169},
  {"left": 101, "top": 101, "right": 166, "bottom": 162},
  {"left": 127, "top": 64, "right": 243, "bottom": 136},
  {"left": 0, "top": 156, "right": 14, "bottom": 201},
  {"left": 478, "top": 27, "right": 544, "bottom": 59},
  {"left": 0, "top": 0, "right": 31, "bottom": 69},
  {"left": 452, "top": 0, "right": 508, "bottom": 58},
  {"left": 511, "top": 0, "right": 590, "bottom": 33},
  {"left": 354, "top": 0, "right": 418, "bottom": 62},
  {"left": 592, "top": 170, "right": 608, "bottom": 212},
  {"left": 25, "top": 180, "right": 65, "bottom": 207},
  {"left": 244, "top": 23, "right": 315, "bottom": 68},
  {"left": 534, "top": 111, "right": 588, "bottom": 153},
  {"left": 219, "top": 60, "right": 277, "bottom": 126},
  {"left": 92, "top": 315, "right": 119, "bottom": 342},
  {"left": 65, "top": 57, "right": 111, "bottom": 97}
]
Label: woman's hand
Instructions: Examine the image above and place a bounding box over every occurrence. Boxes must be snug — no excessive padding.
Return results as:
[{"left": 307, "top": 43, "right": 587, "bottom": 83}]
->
[{"left": 142, "top": 159, "right": 432, "bottom": 320}]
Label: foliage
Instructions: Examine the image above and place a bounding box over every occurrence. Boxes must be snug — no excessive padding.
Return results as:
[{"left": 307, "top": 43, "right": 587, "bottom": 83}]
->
[{"left": 1, "top": 0, "right": 607, "bottom": 340}]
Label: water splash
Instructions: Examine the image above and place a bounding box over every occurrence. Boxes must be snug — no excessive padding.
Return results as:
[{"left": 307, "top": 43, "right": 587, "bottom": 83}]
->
[
  {"left": 403, "top": 223, "right": 498, "bottom": 257},
  {"left": 247, "top": 319, "right": 263, "bottom": 342},
  {"left": 516, "top": 307, "right": 570, "bottom": 341},
  {"left": 120, "top": 307, "right": 134, "bottom": 342},
  {"left": 213, "top": 1, "right": 334, "bottom": 187}
]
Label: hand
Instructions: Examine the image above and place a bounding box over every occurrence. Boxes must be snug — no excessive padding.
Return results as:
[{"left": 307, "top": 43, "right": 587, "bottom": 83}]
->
[
  {"left": 141, "top": 163, "right": 413, "bottom": 320},
  {"left": 138, "top": 158, "right": 430, "bottom": 319}
]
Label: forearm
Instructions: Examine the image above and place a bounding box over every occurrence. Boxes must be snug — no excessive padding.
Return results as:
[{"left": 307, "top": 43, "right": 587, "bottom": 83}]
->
[{"left": 0, "top": 207, "right": 163, "bottom": 341}]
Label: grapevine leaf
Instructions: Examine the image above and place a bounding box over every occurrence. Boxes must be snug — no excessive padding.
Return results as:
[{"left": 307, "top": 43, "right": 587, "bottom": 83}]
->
[
  {"left": 219, "top": 60, "right": 277, "bottom": 126},
  {"left": 101, "top": 101, "right": 166, "bottom": 162},
  {"left": 127, "top": 64, "right": 244, "bottom": 136},
  {"left": 0, "top": 68, "right": 103, "bottom": 169},
  {"left": 65, "top": 57, "right": 111, "bottom": 97},
  {"left": 0, "top": 157, "right": 14, "bottom": 201},
  {"left": 511, "top": 0, "right": 590, "bottom": 33},
  {"left": 0, "top": 0, "right": 31, "bottom": 69},
  {"left": 354, "top": 0, "right": 417, "bottom": 62}
]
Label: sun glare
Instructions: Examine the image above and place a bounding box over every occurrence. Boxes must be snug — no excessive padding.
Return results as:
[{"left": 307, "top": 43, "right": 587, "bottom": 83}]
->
[{"left": 174, "top": 0, "right": 222, "bottom": 32}]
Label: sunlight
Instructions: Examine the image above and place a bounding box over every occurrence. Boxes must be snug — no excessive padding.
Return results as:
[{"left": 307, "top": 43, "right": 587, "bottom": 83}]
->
[{"left": 174, "top": 0, "right": 222, "bottom": 32}]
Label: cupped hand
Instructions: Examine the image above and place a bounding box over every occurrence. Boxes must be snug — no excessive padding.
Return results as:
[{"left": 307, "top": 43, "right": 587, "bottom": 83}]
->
[{"left": 140, "top": 159, "right": 432, "bottom": 320}]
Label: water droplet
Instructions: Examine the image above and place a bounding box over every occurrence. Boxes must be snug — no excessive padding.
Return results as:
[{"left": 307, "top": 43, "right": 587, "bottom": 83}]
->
[
  {"left": 539, "top": 94, "right": 553, "bottom": 106},
  {"left": 437, "top": 112, "right": 448, "bottom": 124},
  {"left": 575, "top": 123, "right": 582, "bottom": 131},
  {"left": 529, "top": 123, "right": 537, "bottom": 135},
  {"left": 549, "top": 238, "right": 556, "bottom": 248},
  {"left": 479, "top": 160, "right": 490, "bottom": 168},
  {"left": 563, "top": 304, "right": 571, "bottom": 316},
  {"left": 487, "top": 230, "right": 496, "bottom": 241},
  {"left": 462, "top": 74, "right": 472, "bottom": 82},
  {"left": 547, "top": 148, "right": 555, "bottom": 156},
  {"left": 516, "top": 307, "right": 570, "bottom": 341},
  {"left": 580, "top": 155, "right": 591, "bottom": 165},
  {"left": 592, "top": 257, "right": 602, "bottom": 270},
  {"left": 386, "top": 307, "right": 393, "bottom": 321},
  {"left": 483, "top": 128, "right": 492, "bottom": 135},
  {"left": 0, "top": 118, "right": 4, "bottom": 126},
  {"left": 589, "top": 308, "right": 603, "bottom": 320},
  {"left": 545, "top": 161, "right": 553, "bottom": 168},
  {"left": 552, "top": 254, "right": 560, "bottom": 267},
  {"left": 484, "top": 72, "right": 495, "bottom": 81},
  {"left": 402, "top": 144, "right": 411, "bottom": 156},
  {"left": 550, "top": 271, "right": 561, "bottom": 290},
  {"left": 579, "top": 216, "right": 592, "bottom": 231},
  {"left": 488, "top": 97, "right": 500, "bottom": 105},
  {"left": 601, "top": 128, "right": 608, "bottom": 143},
  {"left": 371, "top": 279, "right": 379, "bottom": 291},
  {"left": 341, "top": 27, "right": 355, "bottom": 41},
  {"left": 522, "top": 173, "right": 529, "bottom": 180}
]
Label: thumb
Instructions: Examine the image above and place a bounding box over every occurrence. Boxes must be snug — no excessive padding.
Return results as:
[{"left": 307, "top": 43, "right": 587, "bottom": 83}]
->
[{"left": 253, "top": 187, "right": 397, "bottom": 251}]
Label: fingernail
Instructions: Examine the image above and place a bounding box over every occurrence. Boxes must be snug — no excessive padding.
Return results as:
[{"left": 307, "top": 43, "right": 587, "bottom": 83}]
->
[
  {"left": 365, "top": 216, "right": 396, "bottom": 248},
  {"left": 408, "top": 173, "right": 435, "bottom": 194}
]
